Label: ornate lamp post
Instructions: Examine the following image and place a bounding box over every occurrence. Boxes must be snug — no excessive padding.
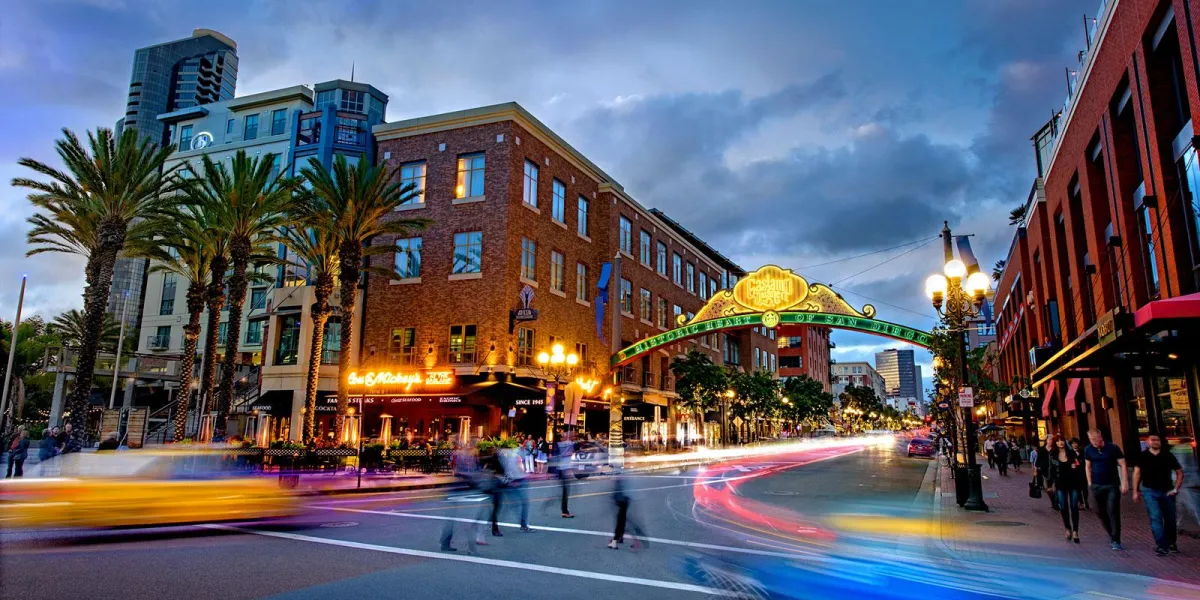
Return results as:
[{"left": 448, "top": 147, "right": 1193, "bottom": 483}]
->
[
  {"left": 926, "top": 222, "right": 992, "bottom": 512},
  {"left": 537, "top": 343, "right": 578, "bottom": 442}
]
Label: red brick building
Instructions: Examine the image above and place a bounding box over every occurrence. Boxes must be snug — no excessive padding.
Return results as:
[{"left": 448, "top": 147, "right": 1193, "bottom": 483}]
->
[
  {"left": 991, "top": 0, "right": 1200, "bottom": 469},
  {"left": 777, "top": 325, "right": 832, "bottom": 392},
  {"left": 357, "top": 102, "right": 793, "bottom": 444}
]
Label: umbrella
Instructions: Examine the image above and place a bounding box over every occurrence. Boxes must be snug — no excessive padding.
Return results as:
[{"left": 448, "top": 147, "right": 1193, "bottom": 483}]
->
[{"left": 978, "top": 424, "right": 1004, "bottom": 433}]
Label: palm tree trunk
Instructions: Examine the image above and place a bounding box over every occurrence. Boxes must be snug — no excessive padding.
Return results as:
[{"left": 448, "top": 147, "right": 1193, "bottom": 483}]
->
[
  {"left": 173, "top": 283, "right": 205, "bottom": 441},
  {"left": 198, "top": 256, "right": 226, "bottom": 439},
  {"left": 334, "top": 243, "right": 363, "bottom": 442},
  {"left": 65, "top": 221, "right": 125, "bottom": 445},
  {"left": 304, "top": 310, "right": 329, "bottom": 443},
  {"left": 214, "top": 240, "right": 251, "bottom": 440}
]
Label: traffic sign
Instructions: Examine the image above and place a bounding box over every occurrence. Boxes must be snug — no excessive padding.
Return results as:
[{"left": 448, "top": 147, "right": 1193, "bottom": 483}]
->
[{"left": 958, "top": 387, "right": 974, "bottom": 408}]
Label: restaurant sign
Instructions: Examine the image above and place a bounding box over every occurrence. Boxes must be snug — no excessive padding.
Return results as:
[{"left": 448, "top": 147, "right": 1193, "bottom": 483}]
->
[{"left": 346, "top": 369, "right": 455, "bottom": 390}]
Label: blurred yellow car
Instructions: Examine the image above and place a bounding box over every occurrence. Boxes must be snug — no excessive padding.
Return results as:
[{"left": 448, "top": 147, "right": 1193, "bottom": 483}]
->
[{"left": 0, "top": 450, "right": 298, "bottom": 529}]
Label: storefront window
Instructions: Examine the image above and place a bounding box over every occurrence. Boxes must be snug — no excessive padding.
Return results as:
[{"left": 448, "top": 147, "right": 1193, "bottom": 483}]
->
[
  {"left": 1156, "top": 376, "right": 1195, "bottom": 449},
  {"left": 1129, "top": 378, "right": 1151, "bottom": 447}
]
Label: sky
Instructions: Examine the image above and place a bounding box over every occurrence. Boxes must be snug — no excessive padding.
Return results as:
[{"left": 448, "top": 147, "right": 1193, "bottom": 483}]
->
[{"left": 0, "top": 0, "right": 1096, "bottom": 395}]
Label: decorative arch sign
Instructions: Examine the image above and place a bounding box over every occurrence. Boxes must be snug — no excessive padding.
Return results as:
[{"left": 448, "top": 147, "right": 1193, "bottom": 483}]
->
[{"left": 611, "top": 265, "right": 931, "bottom": 366}]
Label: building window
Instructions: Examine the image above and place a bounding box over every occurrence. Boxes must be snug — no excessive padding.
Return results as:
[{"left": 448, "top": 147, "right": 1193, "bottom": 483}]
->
[
  {"left": 154, "top": 325, "right": 171, "bottom": 349},
  {"left": 177, "top": 124, "right": 193, "bottom": 151},
  {"left": 390, "top": 327, "right": 416, "bottom": 365},
  {"left": 297, "top": 115, "right": 320, "bottom": 145},
  {"left": 657, "top": 297, "right": 668, "bottom": 328},
  {"left": 552, "top": 179, "right": 565, "bottom": 222},
  {"left": 250, "top": 288, "right": 267, "bottom": 310},
  {"left": 754, "top": 348, "right": 761, "bottom": 368},
  {"left": 456, "top": 153, "right": 485, "bottom": 198},
  {"left": 271, "top": 109, "right": 287, "bottom": 136},
  {"left": 400, "top": 161, "right": 426, "bottom": 205},
  {"left": 640, "top": 288, "right": 652, "bottom": 320},
  {"left": 550, "top": 250, "right": 564, "bottom": 292},
  {"left": 620, "top": 278, "right": 633, "bottom": 314},
  {"left": 577, "top": 196, "right": 589, "bottom": 236},
  {"left": 686, "top": 263, "right": 695, "bottom": 294},
  {"left": 245, "top": 320, "right": 263, "bottom": 345},
  {"left": 576, "top": 263, "right": 588, "bottom": 301},
  {"left": 159, "top": 273, "right": 176, "bottom": 315},
  {"left": 395, "top": 237, "right": 422, "bottom": 279},
  {"left": 449, "top": 324, "right": 477, "bottom": 363},
  {"left": 673, "top": 304, "right": 682, "bottom": 325},
  {"left": 217, "top": 321, "right": 229, "bottom": 347},
  {"left": 780, "top": 355, "right": 802, "bottom": 369},
  {"left": 517, "top": 327, "right": 535, "bottom": 366},
  {"left": 243, "top": 114, "right": 258, "bottom": 140},
  {"left": 334, "top": 116, "right": 363, "bottom": 145},
  {"left": 521, "top": 237, "right": 537, "bottom": 281},
  {"left": 619, "top": 217, "right": 632, "bottom": 254},
  {"left": 672, "top": 253, "right": 682, "bottom": 285},
  {"left": 1139, "top": 206, "right": 1160, "bottom": 297},
  {"left": 657, "top": 242, "right": 667, "bottom": 276},
  {"left": 315, "top": 90, "right": 336, "bottom": 110},
  {"left": 226, "top": 119, "right": 234, "bottom": 135},
  {"left": 321, "top": 321, "right": 341, "bottom": 365},
  {"left": 639, "top": 231, "right": 652, "bottom": 266},
  {"left": 699, "top": 272, "right": 709, "bottom": 299},
  {"left": 340, "top": 89, "right": 365, "bottom": 113},
  {"left": 710, "top": 279, "right": 717, "bottom": 297},
  {"left": 275, "top": 315, "right": 300, "bottom": 365},
  {"left": 575, "top": 343, "right": 587, "bottom": 367},
  {"left": 523, "top": 160, "right": 539, "bottom": 207},
  {"left": 453, "top": 232, "right": 482, "bottom": 274}
]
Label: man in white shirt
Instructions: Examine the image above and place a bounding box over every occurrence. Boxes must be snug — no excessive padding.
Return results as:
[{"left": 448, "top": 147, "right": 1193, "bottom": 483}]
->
[{"left": 984, "top": 436, "right": 996, "bottom": 469}]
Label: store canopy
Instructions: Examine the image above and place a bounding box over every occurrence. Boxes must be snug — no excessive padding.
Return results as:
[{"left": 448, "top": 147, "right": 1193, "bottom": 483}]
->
[
  {"left": 1064, "top": 378, "right": 1082, "bottom": 413},
  {"left": 1041, "top": 380, "right": 1058, "bottom": 418},
  {"left": 251, "top": 390, "right": 294, "bottom": 416},
  {"left": 1133, "top": 292, "right": 1200, "bottom": 328}
]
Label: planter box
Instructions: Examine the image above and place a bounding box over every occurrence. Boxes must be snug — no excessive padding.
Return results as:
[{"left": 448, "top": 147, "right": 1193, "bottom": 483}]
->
[
  {"left": 264, "top": 448, "right": 304, "bottom": 457},
  {"left": 313, "top": 448, "right": 357, "bottom": 457}
]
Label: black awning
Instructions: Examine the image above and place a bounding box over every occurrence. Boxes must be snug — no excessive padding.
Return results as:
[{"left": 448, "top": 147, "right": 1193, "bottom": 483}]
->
[
  {"left": 251, "top": 390, "right": 294, "bottom": 417},
  {"left": 469, "top": 381, "right": 546, "bottom": 401}
]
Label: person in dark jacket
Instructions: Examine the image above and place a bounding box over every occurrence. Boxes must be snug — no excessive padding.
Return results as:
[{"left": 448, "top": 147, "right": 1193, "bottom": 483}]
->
[
  {"left": 38, "top": 427, "right": 59, "bottom": 462},
  {"left": 1069, "top": 438, "right": 1090, "bottom": 510},
  {"left": 607, "top": 469, "right": 647, "bottom": 550},
  {"left": 5, "top": 426, "right": 30, "bottom": 478},
  {"left": 994, "top": 438, "right": 1010, "bottom": 476},
  {"left": 1046, "top": 435, "right": 1084, "bottom": 543},
  {"left": 1034, "top": 437, "right": 1060, "bottom": 510}
]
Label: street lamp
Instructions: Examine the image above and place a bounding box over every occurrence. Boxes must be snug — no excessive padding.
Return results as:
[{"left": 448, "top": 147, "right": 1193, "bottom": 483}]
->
[
  {"left": 926, "top": 221, "right": 990, "bottom": 512},
  {"left": 537, "top": 343, "right": 579, "bottom": 441}
]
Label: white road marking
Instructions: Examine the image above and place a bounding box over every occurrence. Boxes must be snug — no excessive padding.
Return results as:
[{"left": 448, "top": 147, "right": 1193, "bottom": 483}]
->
[
  {"left": 319, "top": 506, "right": 819, "bottom": 560},
  {"left": 443, "top": 494, "right": 490, "bottom": 503},
  {"left": 203, "top": 523, "right": 732, "bottom": 596}
]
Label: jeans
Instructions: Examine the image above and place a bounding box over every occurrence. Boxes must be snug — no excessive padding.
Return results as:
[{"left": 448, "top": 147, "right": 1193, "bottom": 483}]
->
[
  {"left": 1091, "top": 484, "right": 1122, "bottom": 544},
  {"left": 559, "top": 470, "right": 571, "bottom": 514},
  {"left": 1056, "top": 488, "right": 1081, "bottom": 533},
  {"left": 4, "top": 455, "right": 24, "bottom": 478},
  {"left": 506, "top": 480, "right": 529, "bottom": 527},
  {"left": 1140, "top": 487, "right": 1177, "bottom": 550}
]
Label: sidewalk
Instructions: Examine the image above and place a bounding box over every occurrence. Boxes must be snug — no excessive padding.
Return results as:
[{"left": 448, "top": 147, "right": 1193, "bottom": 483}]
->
[{"left": 933, "top": 461, "right": 1200, "bottom": 586}]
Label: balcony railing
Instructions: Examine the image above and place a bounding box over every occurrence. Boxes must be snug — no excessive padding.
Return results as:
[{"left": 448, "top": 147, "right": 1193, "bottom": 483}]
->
[{"left": 146, "top": 335, "right": 170, "bottom": 350}]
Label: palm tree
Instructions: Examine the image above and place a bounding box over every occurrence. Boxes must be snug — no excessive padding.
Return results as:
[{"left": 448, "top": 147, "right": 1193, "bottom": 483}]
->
[
  {"left": 180, "top": 150, "right": 297, "bottom": 440},
  {"left": 1008, "top": 204, "right": 1028, "bottom": 226},
  {"left": 300, "top": 155, "right": 427, "bottom": 439},
  {"left": 280, "top": 224, "right": 340, "bottom": 442},
  {"left": 15, "top": 128, "right": 179, "bottom": 443},
  {"left": 49, "top": 309, "right": 123, "bottom": 352},
  {"left": 992, "top": 259, "right": 1006, "bottom": 283}
]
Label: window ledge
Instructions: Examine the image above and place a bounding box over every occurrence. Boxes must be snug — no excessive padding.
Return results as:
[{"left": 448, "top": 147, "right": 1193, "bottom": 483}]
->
[
  {"left": 390, "top": 277, "right": 422, "bottom": 285},
  {"left": 576, "top": 298, "right": 591, "bottom": 308},
  {"left": 577, "top": 232, "right": 592, "bottom": 243},
  {"left": 449, "top": 272, "right": 483, "bottom": 281},
  {"left": 621, "top": 311, "right": 634, "bottom": 318},
  {"left": 549, "top": 288, "right": 567, "bottom": 298},
  {"left": 553, "top": 220, "right": 568, "bottom": 231},
  {"left": 658, "top": 272, "right": 669, "bottom": 281},
  {"left": 520, "top": 277, "right": 539, "bottom": 288},
  {"left": 640, "top": 319, "right": 654, "bottom": 327},
  {"left": 395, "top": 202, "right": 427, "bottom": 212},
  {"left": 453, "top": 195, "right": 486, "bottom": 205},
  {"left": 641, "top": 261, "right": 653, "bottom": 271},
  {"left": 619, "top": 251, "right": 635, "bottom": 261},
  {"left": 522, "top": 202, "right": 541, "bottom": 214}
]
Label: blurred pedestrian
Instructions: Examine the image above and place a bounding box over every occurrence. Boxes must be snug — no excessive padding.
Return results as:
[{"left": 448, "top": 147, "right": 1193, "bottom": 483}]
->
[
  {"left": 441, "top": 442, "right": 485, "bottom": 553},
  {"left": 607, "top": 470, "right": 647, "bottom": 550},
  {"left": 1069, "top": 438, "right": 1090, "bottom": 510},
  {"left": 1084, "top": 429, "right": 1128, "bottom": 551},
  {"left": 499, "top": 446, "right": 535, "bottom": 532},
  {"left": 5, "top": 426, "right": 29, "bottom": 478},
  {"left": 994, "top": 437, "right": 1010, "bottom": 477},
  {"left": 546, "top": 435, "right": 576, "bottom": 518},
  {"left": 1132, "top": 434, "right": 1184, "bottom": 556},
  {"left": 1010, "top": 440, "right": 1023, "bottom": 473},
  {"left": 1047, "top": 435, "right": 1083, "bottom": 543},
  {"left": 1035, "top": 437, "right": 1059, "bottom": 511},
  {"left": 984, "top": 436, "right": 996, "bottom": 469},
  {"left": 485, "top": 447, "right": 505, "bottom": 537}
]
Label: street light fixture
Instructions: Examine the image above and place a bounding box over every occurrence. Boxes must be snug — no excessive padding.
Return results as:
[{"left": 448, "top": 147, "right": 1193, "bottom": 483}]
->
[{"left": 537, "top": 343, "right": 579, "bottom": 441}]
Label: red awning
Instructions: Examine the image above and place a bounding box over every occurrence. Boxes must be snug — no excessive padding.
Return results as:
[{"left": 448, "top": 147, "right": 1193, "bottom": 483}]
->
[
  {"left": 1041, "top": 380, "right": 1058, "bottom": 418},
  {"left": 1064, "top": 378, "right": 1082, "bottom": 413},
  {"left": 1133, "top": 292, "right": 1200, "bottom": 328}
]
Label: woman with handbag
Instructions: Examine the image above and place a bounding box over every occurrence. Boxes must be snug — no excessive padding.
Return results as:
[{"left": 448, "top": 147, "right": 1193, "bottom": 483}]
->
[{"left": 1046, "top": 435, "right": 1084, "bottom": 543}]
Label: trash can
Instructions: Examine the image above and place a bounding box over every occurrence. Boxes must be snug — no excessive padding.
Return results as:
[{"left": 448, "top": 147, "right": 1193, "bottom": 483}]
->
[{"left": 955, "top": 466, "right": 969, "bottom": 506}]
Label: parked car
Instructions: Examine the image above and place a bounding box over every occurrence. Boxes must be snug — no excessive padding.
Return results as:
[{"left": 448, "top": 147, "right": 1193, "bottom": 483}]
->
[
  {"left": 906, "top": 438, "right": 935, "bottom": 458},
  {"left": 569, "top": 441, "right": 611, "bottom": 478}
]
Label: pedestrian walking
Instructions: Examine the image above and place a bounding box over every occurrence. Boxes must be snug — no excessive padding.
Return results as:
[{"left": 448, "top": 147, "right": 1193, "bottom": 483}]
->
[
  {"left": 1034, "top": 437, "right": 1060, "bottom": 511},
  {"left": 1010, "top": 440, "right": 1023, "bottom": 473},
  {"left": 5, "top": 426, "right": 30, "bottom": 478},
  {"left": 994, "top": 438, "right": 1010, "bottom": 476},
  {"left": 1084, "top": 429, "right": 1129, "bottom": 551},
  {"left": 984, "top": 436, "right": 996, "bottom": 469},
  {"left": 485, "top": 447, "right": 506, "bottom": 537},
  {"left": 1046, "top": 435, "right": 1083, "bottom": 543},
  {"left": 441, "top": 442, "right": 483, "bottom": 553},
  {"left": 607, "top": 470, "right": 647, "bottom": 550},
  {"left": 1132, "top": 434, "right": 1184, "bottom": 556},
  {"left": 1069, "top": 438, "right": 1090, "bottom": 510},
  {"left": 545, "top": 436, "right": 576, "bottom": 518},
  {"left": 499, "top": 446, "right": 535, "bottom": 532}
]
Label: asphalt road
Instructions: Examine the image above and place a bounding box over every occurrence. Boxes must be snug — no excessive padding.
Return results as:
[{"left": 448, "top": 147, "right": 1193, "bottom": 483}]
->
[{"left": 0, "top": 441, "right": 930, "bottom": 600}]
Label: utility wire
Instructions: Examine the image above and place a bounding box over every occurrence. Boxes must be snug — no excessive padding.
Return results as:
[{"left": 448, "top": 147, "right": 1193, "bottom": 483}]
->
[
  {"left": 796, "top": 235, "right": 941, "bottom": 270},
  {"left": 829, "top": 284, "right": 938, "bottom": 322},
  {"left": 830, "top": 237, "right": 938, "bottom": 286}
]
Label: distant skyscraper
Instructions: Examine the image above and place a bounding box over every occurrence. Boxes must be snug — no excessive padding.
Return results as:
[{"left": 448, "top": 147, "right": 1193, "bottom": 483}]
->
[
  {"left": 875, "top": 348, "right": 919, "bottom": 401},
  {"left": 109, "top": 29, "right": 238, "bottom": 332}
]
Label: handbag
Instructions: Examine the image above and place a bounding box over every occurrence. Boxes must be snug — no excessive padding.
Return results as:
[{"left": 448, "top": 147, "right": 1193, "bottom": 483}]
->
[{"left": 1028, "top": 479, "right": 1042, "bottom": 499}]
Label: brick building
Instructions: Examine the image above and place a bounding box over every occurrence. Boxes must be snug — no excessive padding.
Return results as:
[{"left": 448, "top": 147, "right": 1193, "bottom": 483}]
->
[
  {"left": 991, "top": 0, "right": 1200, "bottom": 475},
  {"left": 777, "top": 325, "right": 832, "bottom": 391}
]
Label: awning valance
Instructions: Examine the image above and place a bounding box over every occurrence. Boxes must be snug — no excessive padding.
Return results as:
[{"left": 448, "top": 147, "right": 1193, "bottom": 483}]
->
[
  {"left": 1064, "top": 378, "right": 1082, "bottom": 413},
  {"left": 1041, "top": 381, "right": 1058, "bottom": 418}
]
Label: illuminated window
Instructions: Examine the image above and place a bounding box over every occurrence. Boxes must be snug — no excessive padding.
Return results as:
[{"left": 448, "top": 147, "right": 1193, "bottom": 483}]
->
[
  {"left": 552, "top": 179, "right": 565, "bottom": 222},
  {"left": 517, "top": 327, "right": 535, "bottom": 366},
  {"left": 453, "top": 231, "right": 482, "bottom": 274},
  {"left": 575, "top": 343, "right": 588, "bottom": 366},
  {"left": 400, "top": 161, "right": 426, "bottom": 205},
  {"left": 673, "top": 253, "right": 682, "bottom": 285},
  {"left": 640, "top": 288, "right": 652, "bottom": 320},
  {"left": 657, "top": 242, "right": 667, "bottom": 276},
  {"left": 619, "top": 217, "right": 632, "bottom": 254},
  {"left": 321, "top": 321, "right": 341, "bottom": 365},
  {"left": 521, "top": 237, "right": 537, "bottom": 281},
  {"left": 449, "top": 324, "right": 477, "bottom": 363},
  {"left": 639, "top": 231, "right": 652, "bottom": 266},
  {"left": 395, "top": 237, "right": 422, "bottom": 279},
  {"left": 390, "top": 327, "right": 416, "bottom": 365},
  {"left": 523, "top": 160, "right": 539, "bottom": 207},
  {"left": 576, "top": 263, "right": 588, "bottom": 301},
  {"left": 620, "top": 278, "right": 632, "bottom": 314},
  {"left": 550, "top": 251, "right": 565, "bottom": 292},
  {"left": 577, "top": 196, "right": 589, "bottom": 236},
  {"left": 456, "top": 153, "right": 485, "bottom": 198}
]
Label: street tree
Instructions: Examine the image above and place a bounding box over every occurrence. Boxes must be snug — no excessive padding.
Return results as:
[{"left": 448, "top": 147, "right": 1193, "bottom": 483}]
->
[
  {"left": 781, "top": 374, "right": 834, "bottom": 433},
  {"left": 731, "top": 369, "right": 780, "bottom": 441},
  {"left": 670, "top": 350, "right": 729, "bottom": 431},
  {"left": 15, "top": 128, "right": 180, "bottom": 443},
  {"left": 299, "top": 155, "right": 427, "bottom": 440},
  {"left": 181, "top": 151, "right": 298, "bottom": 439},
  {"left": 280, "top": 222, "right": 340, "bottom": 443}
]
